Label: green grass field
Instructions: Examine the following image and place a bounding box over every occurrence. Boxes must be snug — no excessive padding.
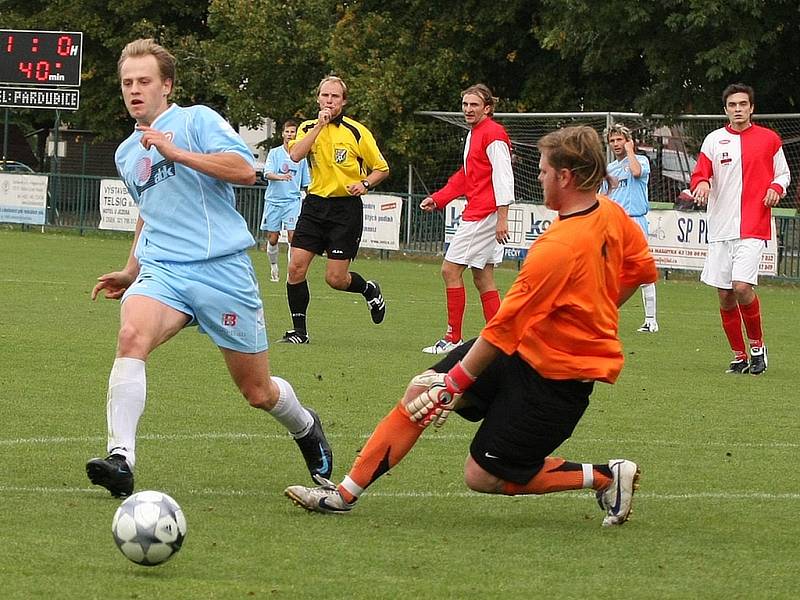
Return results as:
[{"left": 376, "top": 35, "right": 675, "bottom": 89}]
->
[{"left": 1, "top": 228, "right": 798, "bottom": 599}]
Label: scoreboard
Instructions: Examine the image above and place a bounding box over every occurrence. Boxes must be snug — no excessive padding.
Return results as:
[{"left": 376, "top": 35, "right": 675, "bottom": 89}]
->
[{"left": 0, "top": 30, "right": 82, "bottom": 87}]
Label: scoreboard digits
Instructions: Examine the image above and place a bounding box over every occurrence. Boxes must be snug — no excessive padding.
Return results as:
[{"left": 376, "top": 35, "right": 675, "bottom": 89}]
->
[{"left": 0, "top": 30, "right": 83, "bottom": 87}]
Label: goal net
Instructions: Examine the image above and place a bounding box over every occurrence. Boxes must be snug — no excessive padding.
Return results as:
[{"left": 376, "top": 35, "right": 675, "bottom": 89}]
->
[{"left": 413, "top": 111, "right": 800, "bottom": 209}]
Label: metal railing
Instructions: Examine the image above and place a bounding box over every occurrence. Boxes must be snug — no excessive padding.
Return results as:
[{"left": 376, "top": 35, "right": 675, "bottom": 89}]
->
[{"left": 7, "top": 173, "right": 800, "bottom": 280}]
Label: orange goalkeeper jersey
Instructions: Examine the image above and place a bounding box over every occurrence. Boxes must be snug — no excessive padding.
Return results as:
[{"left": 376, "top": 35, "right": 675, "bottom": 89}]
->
[{"left": 481, "top": 196, "right": 657, "bottom": 383}]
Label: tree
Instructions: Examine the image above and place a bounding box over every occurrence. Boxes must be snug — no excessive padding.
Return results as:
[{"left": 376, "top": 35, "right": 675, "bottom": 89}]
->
[
  {"left": 536, "top": 0, "right": 800, "bottom": 114},
  {"left": 2, "top": 0, "right": 217, "bottom": 145},
  {"left": 3, "top": 0, "right": 798, "bottom": 178},
  {"left": 206, "top": 0, "right": 338, "bottom": 132}
]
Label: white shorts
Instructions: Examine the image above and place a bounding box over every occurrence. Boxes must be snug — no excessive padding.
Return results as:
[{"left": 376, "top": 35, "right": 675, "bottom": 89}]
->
[
  {"left": 445, "top": 213, "right": 504, "bottom": 269},
  {"left": 701, "top": 238, "right": 766, "bottom": 288}
]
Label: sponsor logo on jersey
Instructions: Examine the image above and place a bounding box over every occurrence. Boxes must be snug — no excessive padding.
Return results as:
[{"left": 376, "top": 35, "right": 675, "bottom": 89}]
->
[
  {"left": 279, "top": 162, "right": 297, "bottom": 175},
  {"left": 134, "top": 157, "right": 176, "bottom": 194}
]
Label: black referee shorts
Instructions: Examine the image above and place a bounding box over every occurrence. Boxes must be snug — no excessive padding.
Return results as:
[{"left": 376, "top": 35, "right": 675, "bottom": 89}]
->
[
  {"left": 292, "top": 194, "right": 363, "bottom": 260},
  {"left": 429, "top": 339, "right": 593, "bottom": 484}
]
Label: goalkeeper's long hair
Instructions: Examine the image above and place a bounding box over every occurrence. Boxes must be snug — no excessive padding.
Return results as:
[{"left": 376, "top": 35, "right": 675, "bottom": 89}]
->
[{"left": 537, "top": 126, "right": 608, "bottom": 192}]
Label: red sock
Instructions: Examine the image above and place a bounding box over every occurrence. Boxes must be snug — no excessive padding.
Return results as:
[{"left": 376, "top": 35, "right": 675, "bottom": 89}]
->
[
  {"left": 720, "top": 306, "right": 747, "bottom": 359},
  {"left": 445, "top": 287, "right": 466, "bottom": 342},
  {"left": 338, "top": 402, "right": 425, "bottom": 502},
  {"left": 479, "top": 290, "right": 501, "bottom": 323},
  {"left": 501, "top": 457, "right": 613, "bottom": 495},
  {"left": 739, "top": 296, "right": 764, "bottom": 347}
]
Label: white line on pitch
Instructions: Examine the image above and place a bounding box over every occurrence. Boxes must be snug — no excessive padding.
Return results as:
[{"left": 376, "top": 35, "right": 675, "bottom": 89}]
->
[
  {"left": 0, "top": 485, "right": 798, "bottom": 501},
  {"left": 1, "top": 431, "right": 797, "bottom": 449}
]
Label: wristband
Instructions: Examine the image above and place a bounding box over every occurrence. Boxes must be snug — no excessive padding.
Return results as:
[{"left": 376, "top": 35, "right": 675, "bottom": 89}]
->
[{"left": 445, "top": 361, "right": 476, "bottom": 394}]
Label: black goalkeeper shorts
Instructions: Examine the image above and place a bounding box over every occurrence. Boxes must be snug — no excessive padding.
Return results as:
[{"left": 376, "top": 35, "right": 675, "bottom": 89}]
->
[{"left": 429, "top": 339, "right": 593, "bottom": 484}]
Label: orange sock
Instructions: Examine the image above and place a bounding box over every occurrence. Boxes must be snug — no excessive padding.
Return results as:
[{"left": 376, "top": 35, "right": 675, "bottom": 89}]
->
[
  {"left": 338, "top": 402, "right": 425, "bottom": 503},
  {"left": 501, "top": 457, "right": 613, "bottom": 495}
]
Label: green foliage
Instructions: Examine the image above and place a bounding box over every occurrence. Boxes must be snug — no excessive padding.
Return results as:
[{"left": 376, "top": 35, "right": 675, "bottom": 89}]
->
[
  {"left": 537, "top": 0, "right": 800, "bottom": 114},
  {"left": 207, "top": 0, "right": 339, "bottom": 128},
  {"left": 3, "top": 0, "right": 216, "bottom": 139},
  {"left": 3, "top": 0, "right": 800, "bottom": 174},
  {"left": 2, "top": 229, "right": 800, "bottom": 598}
]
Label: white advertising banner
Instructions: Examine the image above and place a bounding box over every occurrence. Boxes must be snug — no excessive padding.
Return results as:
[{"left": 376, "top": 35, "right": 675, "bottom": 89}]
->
[
  {"left": 444, "top": 199, "right": 557, "bottom": 261},
  {"left": 361, "top": 194, "right": 402, "bottom": 250},
  {"left": 444, "top": 202, "right": 778, "bottom": 275},
  {"left": 99, "top": 179, "right": 139, "bottom": 231},
  {"left": 645, "top": 210, "right": 778, "bottom": 275},
  {"left": 0, "top": 173, "right": 48, "bottom": 225},
  {"left": 99, "top": 181, "right": 402, "bottom": 251}
]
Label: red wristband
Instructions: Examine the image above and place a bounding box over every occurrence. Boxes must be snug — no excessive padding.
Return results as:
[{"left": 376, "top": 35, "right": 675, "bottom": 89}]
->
[{"left": 445, "top": 361, "right": 476, "bottom": 394}]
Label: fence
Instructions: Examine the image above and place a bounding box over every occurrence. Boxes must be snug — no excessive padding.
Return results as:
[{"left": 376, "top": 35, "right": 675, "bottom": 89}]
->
[{"left": 4, "top": 172, "right": 800, "bottom": 280}]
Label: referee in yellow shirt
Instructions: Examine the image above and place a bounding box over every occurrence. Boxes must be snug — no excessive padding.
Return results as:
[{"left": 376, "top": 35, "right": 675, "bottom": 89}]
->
[{"left": 279, "top": 75, "right": 390, "bottom": 344}]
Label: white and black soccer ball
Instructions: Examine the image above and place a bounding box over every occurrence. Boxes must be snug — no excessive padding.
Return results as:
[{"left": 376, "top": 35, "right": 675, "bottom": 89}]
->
[{"left": 111, "top": 490, "right": 187, "bottom": 566}]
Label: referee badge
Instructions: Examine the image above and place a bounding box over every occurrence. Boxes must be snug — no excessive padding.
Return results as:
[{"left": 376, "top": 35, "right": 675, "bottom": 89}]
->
[{"left": 334, "top": 148, "right": 347, "bottom": 163}]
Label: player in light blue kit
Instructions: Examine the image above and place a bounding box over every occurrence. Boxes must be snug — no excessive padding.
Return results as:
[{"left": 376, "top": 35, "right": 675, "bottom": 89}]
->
[
  {"left": 261, "top": 119, "right": 311, "bottom": 282},
  {"left": 85, "top": 39, "right": 331, "bottom": 498},
  {"left": 601, "top": 123, "right": 658, "bottom": 333}
]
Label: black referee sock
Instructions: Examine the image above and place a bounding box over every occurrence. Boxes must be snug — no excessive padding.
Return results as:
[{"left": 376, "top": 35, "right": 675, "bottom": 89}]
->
[
  {"left": 346, "top": 272, "right": 370, "bottom": 296},
  {"left": 286, "top": 280, "right": 310, "bottom": 334}
]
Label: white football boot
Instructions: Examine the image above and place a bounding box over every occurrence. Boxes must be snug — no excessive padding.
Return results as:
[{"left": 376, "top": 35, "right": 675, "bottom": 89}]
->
[{"left": 596, "top": 459, "right": 640, "bottom": 527}]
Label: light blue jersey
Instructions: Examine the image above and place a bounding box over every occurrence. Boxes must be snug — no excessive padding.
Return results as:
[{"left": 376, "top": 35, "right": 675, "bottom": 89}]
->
[
  {"left": 115, "top": 104, "right": 256, "bottom": 262},
  {"left": 263, "top": 145, "right": 310, "bottom": 205},
  {"left": 602, "top": 154, "right": 651, "bottom": 221}
]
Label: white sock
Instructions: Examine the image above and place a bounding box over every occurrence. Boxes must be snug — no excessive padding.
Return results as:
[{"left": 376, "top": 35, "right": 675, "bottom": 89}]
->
[
  {"left": 106, "top": 357, "right": 146, "bottom": 467},
  {"left": 340, "top": 476, "right": 364, "bottom": 500},
  {"left": 286, "top": 244, "right": 292, "bottom": 265},
  {"left": 641, "top": 283, "right": 657, "bottom": 321},
  {"left": 581, "top": 463, "right": 594, "bottom": 489},
  {"left": 269, "top": 376, "right": 313, "bottom": 438},
  {"left": 267, "top": 242, "right": 279, "bottom": 267}
]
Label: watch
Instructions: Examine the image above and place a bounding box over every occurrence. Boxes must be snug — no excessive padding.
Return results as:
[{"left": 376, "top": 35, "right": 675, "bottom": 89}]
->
[{"left": 361, "top": 179, "right": 370, "bottom": 190}]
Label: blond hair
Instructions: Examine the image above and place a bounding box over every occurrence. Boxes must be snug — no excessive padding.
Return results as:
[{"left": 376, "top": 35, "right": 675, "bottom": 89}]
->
[
  {"left": 538, "top": 126, "right": 608, "bottom": 192},
  {"left": 604, "top": 123, "right": 632, "bottom": 142},
  {"left": 317, "top": 75, "right": 348, "bottom": 100},
  {"left": 118, "top": 38, "right": 176, "bottom": 84}
]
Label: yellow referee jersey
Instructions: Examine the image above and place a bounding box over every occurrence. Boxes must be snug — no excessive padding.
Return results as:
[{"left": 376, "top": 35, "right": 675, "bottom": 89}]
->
[{"left": 291, "top": 114, "right": 389, "bottom": 197}]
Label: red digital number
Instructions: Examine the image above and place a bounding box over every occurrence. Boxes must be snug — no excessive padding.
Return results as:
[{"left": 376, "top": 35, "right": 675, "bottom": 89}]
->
[
  {"left": 5, "top": 35, "right": 13, "bottom": 53},
  {"left": 31, "top": 37, "right": 39, "bottom": 53},
  {"left": 57, "top": 35, "right": 73, "bottom": 56},
  {"left": 18, "top": 61, "right": 33, "bottom": 79},
  {"left": 35, "top": 60, "right": 51, "bottom": 81}
]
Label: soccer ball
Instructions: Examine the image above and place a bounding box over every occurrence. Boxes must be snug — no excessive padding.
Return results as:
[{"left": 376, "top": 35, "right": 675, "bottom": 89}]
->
[{"left": 111, "top": 490, "right": 187, "bottom": 566}]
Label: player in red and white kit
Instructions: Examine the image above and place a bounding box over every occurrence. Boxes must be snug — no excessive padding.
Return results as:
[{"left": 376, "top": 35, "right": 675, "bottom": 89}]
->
[
  {"left": 690, "top": 83, "right": 790, "bottom": 375},
  {"left": 420, "top": 84, "right": 515, "bottom": 354}
]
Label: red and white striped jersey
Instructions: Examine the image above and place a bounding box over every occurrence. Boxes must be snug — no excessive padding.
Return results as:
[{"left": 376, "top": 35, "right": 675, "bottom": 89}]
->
[
  {"left": 690, "top": 124, "right": 790, "bottom": 241},
  {"left": 431, "top": 117, "right": 514, "bottom": 221}
]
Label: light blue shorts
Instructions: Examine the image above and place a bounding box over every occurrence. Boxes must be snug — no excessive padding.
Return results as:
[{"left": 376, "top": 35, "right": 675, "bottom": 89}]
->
[
  {"left": 632, "top": 215, "right": 648, "bottom": 235},
  {"left": 123, "top": 252, "right": 268, "bottom": 353},
  {"left": 261, "top": 200, "right": 301, "bottom": 233}
]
